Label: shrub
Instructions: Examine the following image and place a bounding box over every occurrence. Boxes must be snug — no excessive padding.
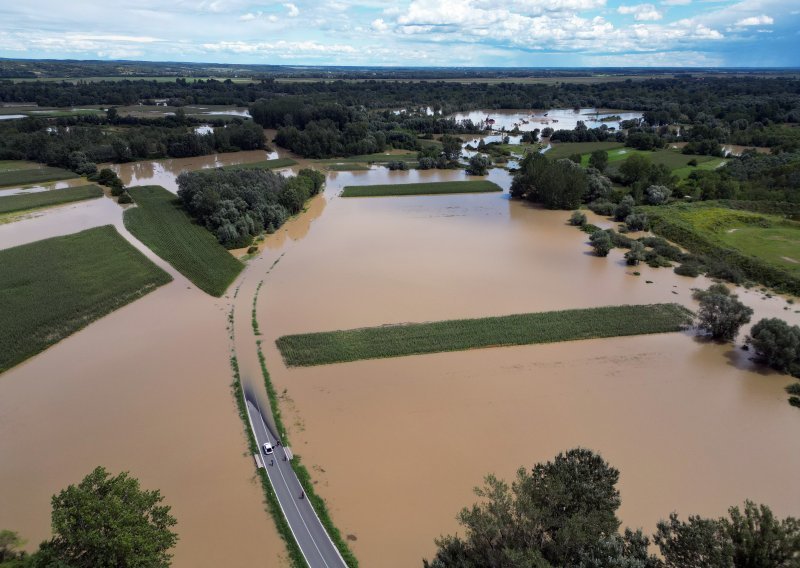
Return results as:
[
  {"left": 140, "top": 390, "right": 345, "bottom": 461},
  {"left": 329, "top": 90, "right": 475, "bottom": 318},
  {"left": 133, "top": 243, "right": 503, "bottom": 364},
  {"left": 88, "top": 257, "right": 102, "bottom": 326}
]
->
[
  {"left": 748, "top": 318, "right": 800, "bottom": 372},
  {"left": 589, "top": 200, "right": 615, "bottom": 216},
  {"left": 466, "top": 154, "right": 491, "bottom": 176},
  {"left": 625, "top": 242, "right": 646, "bottom": 266},
  {"left": 674, "top": 263, "right": 700, "bottom": 277},
  {"left": 693, "top": 284, "right": 753, "bottom": 341},
  {"left": 614, "top": 195, "right": 635, "bottom": 221},
  {"left": 625, "top": 212, "right": 650, "bottom": 231},
  {"left": 590, "top": 231, "right": 613, "bottom": 257},
  {"left": 644, "top": 185, "right": 672, "bottom": 205},
  {"left": 117, "top": 192, "right": 133, "bottom": 204},
  {"left": 569, "top": 211, "right": 587, "bottom": 226}
]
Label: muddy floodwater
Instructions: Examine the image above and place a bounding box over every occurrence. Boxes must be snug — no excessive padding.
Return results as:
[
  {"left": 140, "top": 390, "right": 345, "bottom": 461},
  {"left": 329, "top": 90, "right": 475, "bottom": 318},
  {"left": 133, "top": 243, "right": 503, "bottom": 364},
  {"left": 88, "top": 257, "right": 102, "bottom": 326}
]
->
[
  {"left": 2, "top": 148, "right": 800, "bottom": 568},
  {"left": 246, "top": 170, "right": 800, "bottom": 566},
  {"left": 450, "top": 108, "right": 643, "bottom": 132}
]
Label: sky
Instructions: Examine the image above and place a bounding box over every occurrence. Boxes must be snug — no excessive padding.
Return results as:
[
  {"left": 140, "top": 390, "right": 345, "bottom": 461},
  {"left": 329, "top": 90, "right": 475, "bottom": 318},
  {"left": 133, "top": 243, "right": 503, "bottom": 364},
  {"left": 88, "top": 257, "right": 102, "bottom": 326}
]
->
[{"left": 0, "top": 0, "right": 798, "bottom": 68}]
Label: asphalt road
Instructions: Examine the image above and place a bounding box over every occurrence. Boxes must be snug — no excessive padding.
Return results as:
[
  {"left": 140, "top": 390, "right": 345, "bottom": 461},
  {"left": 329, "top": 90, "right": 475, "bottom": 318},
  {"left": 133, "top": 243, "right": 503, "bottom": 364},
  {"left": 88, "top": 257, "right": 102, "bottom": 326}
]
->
[{"left": 245, "top": 398, "right": 349, "bottom": 568}]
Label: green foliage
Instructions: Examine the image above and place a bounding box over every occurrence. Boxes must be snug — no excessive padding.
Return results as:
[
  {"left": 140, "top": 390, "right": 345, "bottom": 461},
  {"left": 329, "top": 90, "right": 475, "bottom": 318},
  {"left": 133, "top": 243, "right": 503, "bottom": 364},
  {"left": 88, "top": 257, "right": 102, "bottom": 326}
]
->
[
  {"left": 0, "top": 184, "right": 102, "bottom": 215},
  {"left": 466, "top": 154, "right": 491, "bottom": 175},
  {"left": 276, "top": 304, "right": 692, "bottom": 367},
  {"left": 0, "top": 165, "right": 78, "bottom": 188},
  {"left": 0, "top": 225, "right": 171, "bottom": 374},
  {"left": 674, "top": 262, "right": 701, "bottom": 277},
  {"left": 655, "top": 501, "right": 800, "bottom": 568},
  {"left": 124, "top": 186, "right": 243, "bottom": 296},
  {"left": 88, "top": 168, "right": 124, "bottom": 195},
  {"left": 512, "top": 153, "right": 587, "bottom": 209},
  {"left": 222, "top": 158, "right": 298, "bottom": 170},
  {"left": 644, "top": 184, "right": 671, "bottom": 205},
  {"left": 569, "top": 211, "right": 587, "bottom": 226},
  {"left": 614, "top": 195, "right": 635, "bottom": 221},
  {"left": 41, "top": 466, "right": 177, "bottom": 568},
  {"left": 590, "top": 230, "right": 614, "bottom": 257},
  {"left": 424, "top": 449, "right": 658, "bottom": 568},
  {"left": 341, "top": 180, "right": 500, "bottom": 197},
  {"left": 589, "top": 199, "right": 616, "bottom": 216},
  {"left": 589, "top": 149, "right": 609, "bottom": 172},
  {"left": 625, "top": 242, "right": 646, "bottom": 266},
  {"left": 0, "top": 530, "right": 26, "bottom": 564},
  {"left": 693, "top": 284, "right": 753, "bottom": 341},
  {"left": 625, "top": 212, "right": 650, "bottom": 231},
  {"left": 747, "top": 318, "right": 800, "bottom": 373}
]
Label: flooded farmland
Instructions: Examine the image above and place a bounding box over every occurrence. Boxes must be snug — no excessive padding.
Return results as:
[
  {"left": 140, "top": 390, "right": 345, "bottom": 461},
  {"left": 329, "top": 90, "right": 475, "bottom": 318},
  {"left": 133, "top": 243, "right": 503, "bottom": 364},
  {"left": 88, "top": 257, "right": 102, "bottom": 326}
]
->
[{"left": 2, "top": 145, "right": 800, "bottom": 568}]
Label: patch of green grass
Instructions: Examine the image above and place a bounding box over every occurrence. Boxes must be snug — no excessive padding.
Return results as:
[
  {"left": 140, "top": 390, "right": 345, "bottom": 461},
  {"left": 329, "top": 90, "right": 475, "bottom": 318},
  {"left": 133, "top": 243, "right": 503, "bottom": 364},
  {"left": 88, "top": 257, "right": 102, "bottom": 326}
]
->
[
  {"left": 124, "top": 185, "right": 243, "bottom": 296},
  {"left": 342, "top": 180, "right": 501, "bottom": 197},
  {"left": 0, "top": 160, "right": 44, "bottom": 172},
  {"left": 0, "top": 184, "right": 103, "bottom": 215},
  {"left": 545, "top": 142, "right": 625, "bottom": 161},
  {"left": 645, "top": 202, "right": 800, "bottom": 294},
  {"left": 222, "top": 158, "right": 298, "bottom": 170},
  {"left": 325, "top": 163, "right": 371, "bottom": 171},
  {"left": 0, "top": 225, "right": 171, "bottom": 374},
  {"left": 276, "top": 303, "right": 692, "bottom": 366},
  {"left": 0, "top": 165, "right": 78, "bottom": 188},
  {"left": 317, "top": 151, "right": 417, "bottom": 164}
]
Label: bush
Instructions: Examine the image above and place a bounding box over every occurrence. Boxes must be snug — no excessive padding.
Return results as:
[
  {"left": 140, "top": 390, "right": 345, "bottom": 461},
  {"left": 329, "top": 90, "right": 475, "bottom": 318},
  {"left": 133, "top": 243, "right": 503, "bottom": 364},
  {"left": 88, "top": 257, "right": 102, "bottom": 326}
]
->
[
  {"left": 693, "top": 284, "right": 753, "bottom": 341},
  {"left": 644, "top": 185, "right": 672, "bottom": 205},
  {"left": 624, "top": 242, "right": 645, "bottom": 266},
  {"left": 674, "top": 263, "right": 700, "bottom": 277},
  {"left": 748, "top": 318, "right": 800, "bottom": 372},
  {"left": 569, "top": 211, "right": 587, "bottom": 226},
  {"left": 386, "top": 160, "right": 408, "bottom": 171},
  {"left": 466, "top": 154, "right": 491, "bottom": 176},
  {"left": 588, "top": 199, "right": 616, "bottom": 216},
  {"left": 590, "top": 231, "right": 613, "bottom": 257},
  {"left": 117, "top": 192, "right": 133, "bottom": 204},
  {"left": 625, "top": 212, "right": 649, "bottom": 231},
  {"left": 614, "top": 195, "right": 635, "bottom": 221}
]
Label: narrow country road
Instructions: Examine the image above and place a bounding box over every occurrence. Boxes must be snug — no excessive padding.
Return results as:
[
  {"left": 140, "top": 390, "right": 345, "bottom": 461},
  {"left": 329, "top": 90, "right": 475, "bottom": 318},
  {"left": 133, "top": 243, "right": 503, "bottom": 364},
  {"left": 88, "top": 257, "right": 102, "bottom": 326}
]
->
[{"left": 245, "top": 397, "right": 349, "bottom": 568}]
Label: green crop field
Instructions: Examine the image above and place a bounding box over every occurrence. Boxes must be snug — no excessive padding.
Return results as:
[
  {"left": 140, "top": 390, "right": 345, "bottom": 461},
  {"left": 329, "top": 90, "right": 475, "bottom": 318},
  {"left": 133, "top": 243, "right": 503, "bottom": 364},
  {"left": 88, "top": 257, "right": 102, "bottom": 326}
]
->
[
  {"left": 0, "top": 225, "right": 172, "bottom": 374},
  {"left": 0, "top": 160, "right": 45, "bottom": 172},
  {"left": 0, "top": 164, "right": 78, "bottom": 188},
  {"left": 222, "top": 158, "right": 298, "bottom": 170},
  {"left": 317, "top": 151, "right": 418, "bottom": 164},
  {"left": 325, "top": 163, "right": 371, "bottom": 171},
  {"left": 277, "top": 303, "right": 693, "bottom": 366},
  {"left": 0, "top": 184, "right": 103, "bottom": 215},
  {"left": 124, "top": 185, "right": 243, "bottom": 296},
  {"left": 342, "top": 180, "right": 502, "bottom": 197},
  {"left": 545, "top": 142, "right": 625, "bottom": 160}
]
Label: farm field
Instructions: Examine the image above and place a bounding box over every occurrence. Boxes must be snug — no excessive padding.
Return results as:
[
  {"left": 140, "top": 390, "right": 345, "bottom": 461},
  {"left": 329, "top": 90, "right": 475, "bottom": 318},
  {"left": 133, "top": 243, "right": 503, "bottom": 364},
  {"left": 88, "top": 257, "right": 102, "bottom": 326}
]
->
[
  {"left": 276, "top": 303, "right": 692, "bottom": 366},
  {"left": 124, "top": 185, "right": 243, "bottom": 296},
  {"left": 0, "top": 225, "right": 171, "bottom": 374},
  {"left": 222, "top": 158, "right": 298, "bottom": 170},
  {"left": 545, "top": 141, "right": 625, "bottom": 160},
  {"left": 325, "top": 163, "right": 371, "bottom": 171},
  {"left": 341, "top": 179, "right": 502, "bottom": 197},
  {"left": 317, "top": 150, "right": 418, "bottom": 164},
  {"left": 0, "top": 163, "right": 78, "bottom": 188},
  {"left": 0, "top": 184, "right": 103, "bottom": 216}
]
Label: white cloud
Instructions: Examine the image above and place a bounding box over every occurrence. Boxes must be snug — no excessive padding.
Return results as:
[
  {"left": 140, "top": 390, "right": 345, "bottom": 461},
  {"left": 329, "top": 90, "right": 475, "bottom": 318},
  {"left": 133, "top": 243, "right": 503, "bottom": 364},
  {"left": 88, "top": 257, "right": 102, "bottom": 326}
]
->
[
  {"left": 661, "top": 0, "right": 691, "bottom": 5},
  {"left": 735, "top": 14, "right": 773, "bottom": 26},
  {"left": 284, "top": 2, "right": 300, "bottom": 17},
  {"left": 618, "top": 4, "right": 663, "bottom": 21},
  {"left": 239, "top": 12, "right": 256, "bottom": 21},
  {"left": 371, "top": 18, "right": 389, "bottom": 31}
]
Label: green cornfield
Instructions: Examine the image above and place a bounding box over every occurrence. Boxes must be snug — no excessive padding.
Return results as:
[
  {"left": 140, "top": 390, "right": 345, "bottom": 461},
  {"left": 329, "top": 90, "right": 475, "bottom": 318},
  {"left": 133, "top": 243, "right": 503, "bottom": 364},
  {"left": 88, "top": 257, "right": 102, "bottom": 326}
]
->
[
  {"left": 277, "top": 303, "right": 693, "bottom": 366},
  {"left": 124, "top": 185, "right": 243, "bottom": 297},
  {"left": 0, "top": 225, "right": 172, "bottom": 374},
  {"left": 0, "top": 165, "right": 78, "bottom": 188},
  {"left": 0, "top": 184, "right": 103, "bottom": 215},
  {"left": 223, "top": 158, "right": 298, "bottom": 170},
  {"left": 341, "top": 180, "right": 502, "bottom": 197}
]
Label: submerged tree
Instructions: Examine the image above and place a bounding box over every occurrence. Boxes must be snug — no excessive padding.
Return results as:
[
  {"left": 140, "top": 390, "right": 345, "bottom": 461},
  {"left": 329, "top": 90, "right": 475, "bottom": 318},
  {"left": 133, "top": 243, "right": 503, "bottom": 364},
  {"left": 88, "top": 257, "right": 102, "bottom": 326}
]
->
[{"left": 693, "top": 284, "right": 753, "bottom": 342}]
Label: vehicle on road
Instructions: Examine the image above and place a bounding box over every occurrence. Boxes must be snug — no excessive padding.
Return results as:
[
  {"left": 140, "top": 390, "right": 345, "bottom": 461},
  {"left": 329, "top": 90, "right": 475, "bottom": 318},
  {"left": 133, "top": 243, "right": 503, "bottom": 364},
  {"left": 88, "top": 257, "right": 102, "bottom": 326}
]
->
[{"left": 263, "top": 442, "right": 274, "bottom": 455}]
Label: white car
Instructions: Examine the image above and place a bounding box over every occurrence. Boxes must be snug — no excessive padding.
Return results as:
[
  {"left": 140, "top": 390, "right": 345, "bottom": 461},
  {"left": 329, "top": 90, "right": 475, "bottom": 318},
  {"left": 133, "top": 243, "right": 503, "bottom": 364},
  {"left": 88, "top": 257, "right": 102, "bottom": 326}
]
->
[{"left": 263, "top": 442, "right": 274, "bottom": 455}]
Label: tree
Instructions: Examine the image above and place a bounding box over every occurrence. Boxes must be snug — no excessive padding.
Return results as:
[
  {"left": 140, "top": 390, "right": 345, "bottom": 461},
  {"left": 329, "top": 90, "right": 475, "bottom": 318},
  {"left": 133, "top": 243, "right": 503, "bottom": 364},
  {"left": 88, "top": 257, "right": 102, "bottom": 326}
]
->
[
  {"left": 644, "top": 185, "right": 672, "bottom": 205},
  {"left": 424, "top": 449, "right": 655, "bottom": 568},
  {"left": 44, "top": 466, "right": 178, "bottom": 568},
  {"left": 591, "top": 231, "right": 613, "bottom": 257},
  {"left": 693, "top": 284, "right": 753, "bottom": 341},
  {"left": 0, "top": 530, "right": 26, "bottom": 563},
  {"left": 589, "top": 150, "right": 609, "bottom": 172},
  {"left": 625, "top": 212, "right": 649, "bottom": 232},
  {"left": 747, "top": 318, "right": 800, "bottom": 372},
  {"left": 441, "top": 135, "right": 463, "bottom": 162},
  {"left": 614, "top": 195, "right": 635, "bottom": 221},
  {"left": 466, "top": 154, "right": 490, "bottom": 176},
  {"left": 619, "top": 154, "right": 652, "bottom": 186},
  {"left": 655, "top": 501, "right": 800, "bottom": 568},
  {"left": 569, "top": 211, "right": 587, "bottom": 226},
  {"left": 625, "top": 242, "right": 646, "bottom": 265},
  {"left": 569, "top": 153, "right": 582, "bottom": 164}
]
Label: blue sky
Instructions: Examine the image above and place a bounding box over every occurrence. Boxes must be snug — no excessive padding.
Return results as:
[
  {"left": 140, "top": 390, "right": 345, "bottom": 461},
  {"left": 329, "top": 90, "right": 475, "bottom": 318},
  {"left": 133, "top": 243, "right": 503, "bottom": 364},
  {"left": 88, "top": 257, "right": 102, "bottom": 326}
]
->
[{"left": 0, "top": 0, "right": 798, "bottom": 67}]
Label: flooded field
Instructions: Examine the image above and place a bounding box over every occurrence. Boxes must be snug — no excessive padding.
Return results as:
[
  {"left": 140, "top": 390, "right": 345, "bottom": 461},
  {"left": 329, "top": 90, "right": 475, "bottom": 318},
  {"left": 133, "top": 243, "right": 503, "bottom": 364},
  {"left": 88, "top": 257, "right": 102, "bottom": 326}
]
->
[
  {"left": 246, "top": 170, "right": 800, "bottom": 566},
  {"left": 450, "top": 108, "right": 643, "bottom": 132},
  {"left": 2, "top": 145, "right": 799, "bottom": 568}
]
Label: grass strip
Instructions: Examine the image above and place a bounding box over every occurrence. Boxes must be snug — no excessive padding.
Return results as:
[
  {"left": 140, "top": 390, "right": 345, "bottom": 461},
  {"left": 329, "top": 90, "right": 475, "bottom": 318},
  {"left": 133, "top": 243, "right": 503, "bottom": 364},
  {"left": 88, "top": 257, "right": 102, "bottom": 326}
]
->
[
  {"left": 223, "top": 158, "right": 298, "bottom": 170},
  {"left": 124, "top": 185, "right": 243, "bottom": 297},
  {"left": 277, "top": 304, "right": 693, "bottom": 367},
  {"left": 0, "top": 225, "right": 171, "bottom": 374},
  {"left": 317, "top": 151, "right": 417, "bottom": 164},
  {"left": 250, "top": 280, "right": 358, "bottom": 566},
  {"left": 0, "top": 165, "right": 78, "bottom": 187},
  {"left": 0, "top": 184, "right": 103, "bottom": 215},
  {"left": 341, "top": 180, "right": 502, "bottom": 197}
]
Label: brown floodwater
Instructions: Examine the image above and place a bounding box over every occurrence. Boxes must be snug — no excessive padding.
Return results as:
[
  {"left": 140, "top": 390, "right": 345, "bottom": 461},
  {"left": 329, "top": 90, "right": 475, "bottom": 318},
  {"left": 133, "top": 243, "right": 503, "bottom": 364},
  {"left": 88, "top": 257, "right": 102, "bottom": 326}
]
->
[
  {"left": 3, "top": 150, "right": 800, "bottom": 568},
  {"left": 242, "top": 171, "right": 800, "bottom": 567}
]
